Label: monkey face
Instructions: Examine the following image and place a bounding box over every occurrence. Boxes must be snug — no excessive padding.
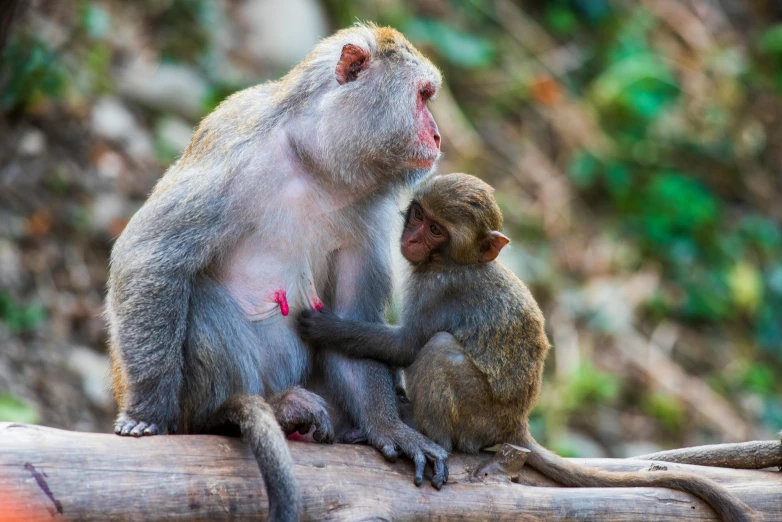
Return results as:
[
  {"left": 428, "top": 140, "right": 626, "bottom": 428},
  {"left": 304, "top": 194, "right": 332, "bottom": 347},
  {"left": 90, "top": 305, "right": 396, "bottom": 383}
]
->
[
  {"left": 306, "top": 24, "right": 443, "bottom": 189},
  {"left": 401, "top": 202, "right": 449, "bottom": 264},
  {"left": 406, "top": 174, "right": 511, "bottom": 265}
]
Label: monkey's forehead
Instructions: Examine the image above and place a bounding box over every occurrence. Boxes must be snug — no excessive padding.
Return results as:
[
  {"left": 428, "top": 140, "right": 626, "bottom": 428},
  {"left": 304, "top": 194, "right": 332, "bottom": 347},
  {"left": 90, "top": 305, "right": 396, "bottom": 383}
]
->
[
  {"left": 374, "top": 27, "right": 441, "bottom": 81},
  {"left": 414, "top": 174, "right": 503, "bottom": 228},
  {"left": 330, "top": 23, "right": 441, "bottom": 85}
]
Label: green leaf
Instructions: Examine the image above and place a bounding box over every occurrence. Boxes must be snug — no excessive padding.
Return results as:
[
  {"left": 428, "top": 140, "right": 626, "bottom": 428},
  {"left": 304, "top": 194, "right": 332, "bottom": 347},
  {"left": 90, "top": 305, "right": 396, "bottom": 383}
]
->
[
  {"left": 561, "top": 362, "right": 619, "bottom": 411},
  {"left": 756, "top": 301, "right": 782, "bottom": 355},
  {"left": 0, "top": 34, "right": 67, "bottom": 112},
  {"left": 767, "top": 265, "right": 782, "bottom": 296},
  {"left": 728, "top": 261, "right": 763, "bottom": 313},
  {"left": 546, "top": 4, "right": 579, "bottom": 36},
  {"left": 642, "top": 173, "right": 719, "bottom": 234},
  {"left": 81, "top": 2, "right": 111, "bottom": 39},
  {"left": 643, "top": 391, "right": 684, "bottom": 433},
  {"left": 604, "top": 163, "right": 632, "bottom": 197},
  {"left": 758, "top": 24, "right": 782, "bottom": 55},
  {"left": 0, "top": 393, "right": 39, "bottom": 424},
  {"left": 740, "top": 215, "right": 782, "bottom": 253},
  {"left": 0, "top": 292, "right": 46, "bottom": 333},
  {"left": 590, "top": 53, "right": 677, "bottom": 108},
  {"left": 568, "top": 152, "right": 599, "bottom": 188},
  {"left": 403, "top": 19, "right": 495, "bottom": 68},
  {"left": 741, "top": 363, "right": 776, "bottom": 396}
]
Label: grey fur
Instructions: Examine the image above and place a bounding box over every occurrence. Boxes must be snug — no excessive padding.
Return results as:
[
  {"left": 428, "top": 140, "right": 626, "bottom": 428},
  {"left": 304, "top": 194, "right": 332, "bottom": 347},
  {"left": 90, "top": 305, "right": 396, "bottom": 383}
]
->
[
  {"left": 209, "top": 394, "right": 299, "bottom": 522},
  {"left": 107, "top": 23, "right": 447, "bottom": 520}
]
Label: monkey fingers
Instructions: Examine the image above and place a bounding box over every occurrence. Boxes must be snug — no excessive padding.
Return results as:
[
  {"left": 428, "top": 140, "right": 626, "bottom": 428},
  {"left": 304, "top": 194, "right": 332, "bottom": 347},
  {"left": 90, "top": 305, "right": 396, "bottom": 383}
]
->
[
  {"left": 267, "top": 386, "right": 335, "bottom": 444},
  {"left": 296, "top": 309, "right": 340, "bottom": 345}
]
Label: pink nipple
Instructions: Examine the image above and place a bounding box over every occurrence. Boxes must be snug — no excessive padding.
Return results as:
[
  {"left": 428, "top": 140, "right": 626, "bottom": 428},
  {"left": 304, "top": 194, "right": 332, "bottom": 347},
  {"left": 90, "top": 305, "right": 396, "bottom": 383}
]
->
[{"left": 273, "top": 290, "right": 289, "bottom": 316}]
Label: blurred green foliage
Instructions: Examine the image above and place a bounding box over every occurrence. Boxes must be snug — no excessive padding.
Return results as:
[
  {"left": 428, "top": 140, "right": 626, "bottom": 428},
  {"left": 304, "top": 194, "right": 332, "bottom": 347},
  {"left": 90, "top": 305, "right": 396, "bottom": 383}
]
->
[
  {"left": 0, "top": 292, "right": 46, "bottom": 334},
  {"left": 0, "top": 392, "right": 40, "bottom": 424},
  {"left": 403, "top": 18, "right": 495, "bottom": 68},
  {"left": 560, "top": 362, "right": 620, "bottom": 412},
  {"left": 643, "top": 391, "right": 685, "bottom": 434},
  {"left": 557, "top": 6, "right": 782, "bottom": 349},
  {"left": 0, "top": 1, "right": 116, "bottom": 113},
  {"left": 141, "top": 0, "right": 211, "bottom": 63},
  {"left": 0, "top": 34, "right": 66, "bottom": 112}
]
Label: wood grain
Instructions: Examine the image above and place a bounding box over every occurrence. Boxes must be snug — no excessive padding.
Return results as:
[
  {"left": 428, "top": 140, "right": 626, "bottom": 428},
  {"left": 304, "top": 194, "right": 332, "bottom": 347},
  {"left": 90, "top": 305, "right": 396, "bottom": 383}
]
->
[
  {"left": 634, "top": 440, "right": 782, "bottom": 469},
  {"left": 1, "top": 423, "right": 780, "bottom": 521}
]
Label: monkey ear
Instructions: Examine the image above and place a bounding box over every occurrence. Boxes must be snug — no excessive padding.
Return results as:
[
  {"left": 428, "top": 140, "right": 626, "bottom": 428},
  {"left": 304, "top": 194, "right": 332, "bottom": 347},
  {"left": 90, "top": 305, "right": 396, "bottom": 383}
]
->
[
  {"left": 480, "top": 231, "right": 510, "bottom": 263},
  {"left": 336, "top": 44, "right": 370, "bottom": 85}
]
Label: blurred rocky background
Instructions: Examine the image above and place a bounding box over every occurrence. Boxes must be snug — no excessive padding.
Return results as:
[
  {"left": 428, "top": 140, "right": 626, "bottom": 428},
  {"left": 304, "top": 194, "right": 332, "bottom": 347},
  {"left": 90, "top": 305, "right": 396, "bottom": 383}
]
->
[{"left": 1, "top": 0, "right": 781, "bottom": 457}]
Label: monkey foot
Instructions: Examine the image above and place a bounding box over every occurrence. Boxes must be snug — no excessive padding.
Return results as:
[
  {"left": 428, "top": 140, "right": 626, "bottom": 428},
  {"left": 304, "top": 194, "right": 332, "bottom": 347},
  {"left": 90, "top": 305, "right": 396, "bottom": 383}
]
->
[
  {"left": 268, "top": 386, "right": 335, "bottom": 444},
  {"left": 369, "top": 422, "right": 449, "bottom": 490},
  {"left": 114, "top": 415, "right": 164, "bottom": 437}
]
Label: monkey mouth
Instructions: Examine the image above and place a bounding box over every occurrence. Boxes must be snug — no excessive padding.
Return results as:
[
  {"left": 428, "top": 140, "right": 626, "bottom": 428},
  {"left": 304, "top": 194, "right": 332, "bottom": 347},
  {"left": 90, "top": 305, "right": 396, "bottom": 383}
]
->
[
  {"left": 407, "top": 154, "right": 439, "bottom": 169},
  {"left": 409, "top": 158, "right": 434, "bottom": 168},
  {"left": 401, "top": 243, "right": 428, "bottom": 264}
]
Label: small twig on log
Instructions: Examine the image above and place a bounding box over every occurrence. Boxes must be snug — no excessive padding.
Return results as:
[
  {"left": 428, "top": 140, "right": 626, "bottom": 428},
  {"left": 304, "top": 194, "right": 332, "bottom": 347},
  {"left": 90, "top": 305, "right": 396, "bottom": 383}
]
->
[
  {"left": 634, "top": 438, "right": 782, "bottom": 470},
  {"left": 470, "top": 443, "right": 530, "bottom": 483}
]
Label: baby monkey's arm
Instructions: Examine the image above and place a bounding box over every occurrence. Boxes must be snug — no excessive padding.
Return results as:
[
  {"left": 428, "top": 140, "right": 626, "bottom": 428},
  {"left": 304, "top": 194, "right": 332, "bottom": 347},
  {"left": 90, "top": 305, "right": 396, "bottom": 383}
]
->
[{"left": 298, "top": 310, "right": 417, "bottom": 367}]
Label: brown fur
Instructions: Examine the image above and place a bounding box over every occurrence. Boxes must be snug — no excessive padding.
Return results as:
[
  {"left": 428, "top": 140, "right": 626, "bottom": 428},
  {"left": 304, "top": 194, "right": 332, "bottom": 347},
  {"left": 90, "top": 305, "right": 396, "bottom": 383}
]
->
[
  {"left": 109, "top": 346, "right": 127, "bottom": 411},
  {"left": 300, "top": 173, "right": 754, "bottom": 521},
  {"left": 406, "top": 174, "right": 754, "bottom": 522}
]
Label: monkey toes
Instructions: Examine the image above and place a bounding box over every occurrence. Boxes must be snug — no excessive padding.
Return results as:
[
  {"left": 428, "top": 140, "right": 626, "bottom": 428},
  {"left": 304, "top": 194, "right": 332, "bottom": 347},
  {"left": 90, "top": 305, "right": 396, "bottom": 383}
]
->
[
  {"left": 268, "top": 386, "right": 335, "bottom": 444},
  {"left": 370, "top": 423, "right": 449, "bottom": 490},
  {"left": 114, "top": 414, "right": 167, "bottom": 437}
]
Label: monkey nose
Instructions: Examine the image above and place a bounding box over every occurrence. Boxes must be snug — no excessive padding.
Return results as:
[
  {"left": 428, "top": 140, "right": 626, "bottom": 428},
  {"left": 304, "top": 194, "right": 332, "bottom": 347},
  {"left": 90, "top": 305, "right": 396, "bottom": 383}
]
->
[{"left": 433, "top": 132, "right": 441, "bottom": 149}]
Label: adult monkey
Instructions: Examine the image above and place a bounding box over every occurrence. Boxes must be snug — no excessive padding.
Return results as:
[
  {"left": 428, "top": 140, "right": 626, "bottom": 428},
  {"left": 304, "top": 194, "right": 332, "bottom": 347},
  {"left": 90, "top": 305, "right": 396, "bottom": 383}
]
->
[{"left": 107, "top": 24, "right": 448, "bottom": 522}]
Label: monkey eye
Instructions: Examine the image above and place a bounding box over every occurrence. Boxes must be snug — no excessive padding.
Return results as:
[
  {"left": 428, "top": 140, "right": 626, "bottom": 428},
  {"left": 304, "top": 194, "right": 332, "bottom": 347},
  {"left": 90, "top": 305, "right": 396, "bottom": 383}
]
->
[
  {"left": 429, "top": 224, "right": 442, "bottom": 236},
  {"left": 413, "top": 207, "right": 423, "bottom": 221}
]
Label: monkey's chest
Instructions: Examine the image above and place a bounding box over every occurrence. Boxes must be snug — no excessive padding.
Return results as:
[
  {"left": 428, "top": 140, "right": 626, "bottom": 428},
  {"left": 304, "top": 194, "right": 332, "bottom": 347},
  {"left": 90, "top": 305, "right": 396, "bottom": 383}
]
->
[{"left": 217, "top": 233, "right": 333, "bottom": 322}]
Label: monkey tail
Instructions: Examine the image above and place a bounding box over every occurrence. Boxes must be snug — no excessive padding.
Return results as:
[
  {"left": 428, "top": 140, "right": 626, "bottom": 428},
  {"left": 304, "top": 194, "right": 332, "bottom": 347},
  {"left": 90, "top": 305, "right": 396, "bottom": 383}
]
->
[
  {"left": 210, "top": 394, "right": 300, "bottom": 522},
  {"left": 518, "top": 432, "right": 754, "bottom": 522}
]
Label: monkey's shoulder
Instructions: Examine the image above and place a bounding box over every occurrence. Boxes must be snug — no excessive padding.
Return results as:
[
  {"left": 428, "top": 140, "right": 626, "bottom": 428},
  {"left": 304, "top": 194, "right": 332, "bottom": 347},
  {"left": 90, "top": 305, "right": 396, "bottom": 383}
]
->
[
  {"left": 176, "top": 84, "right": 279, "bottom": 170},
  {"left": 467, "top": 262, "right": 540, "bottom": 317}
]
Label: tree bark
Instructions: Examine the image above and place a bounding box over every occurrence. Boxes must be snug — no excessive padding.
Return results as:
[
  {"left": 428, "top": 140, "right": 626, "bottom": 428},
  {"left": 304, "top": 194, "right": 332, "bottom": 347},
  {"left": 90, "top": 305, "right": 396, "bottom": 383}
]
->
[
  {"left": 1, "top": 423, "right": 781, "bottom": 521},
  {"left": 633, "top": 438, "right": 782, "bottom": 469}
]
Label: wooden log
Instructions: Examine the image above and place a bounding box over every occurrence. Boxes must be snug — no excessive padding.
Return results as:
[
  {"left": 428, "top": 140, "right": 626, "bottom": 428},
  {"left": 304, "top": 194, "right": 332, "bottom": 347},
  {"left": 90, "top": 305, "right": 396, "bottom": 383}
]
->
[
  {"left": 633, "top": 439, "right": 782, "bottom": 469},
  {"left": 1, "top": 423, "right": 781, "bottom": 521}
]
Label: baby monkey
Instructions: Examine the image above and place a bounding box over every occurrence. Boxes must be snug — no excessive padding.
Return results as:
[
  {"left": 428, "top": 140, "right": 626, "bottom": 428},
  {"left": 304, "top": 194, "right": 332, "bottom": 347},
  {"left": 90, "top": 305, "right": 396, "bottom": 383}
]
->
[{"left": 299, "top": 173, "right": 753, "bottom": 522}]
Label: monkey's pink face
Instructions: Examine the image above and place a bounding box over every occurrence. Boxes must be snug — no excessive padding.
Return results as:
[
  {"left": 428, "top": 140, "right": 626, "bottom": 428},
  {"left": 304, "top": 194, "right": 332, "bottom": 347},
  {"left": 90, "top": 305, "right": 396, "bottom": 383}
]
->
[
  {"left": 401, "top": 202, "right": 448, "bottom": 263},
  {"left": 410, "top": 83, "right": 441, "bottom": 169}
]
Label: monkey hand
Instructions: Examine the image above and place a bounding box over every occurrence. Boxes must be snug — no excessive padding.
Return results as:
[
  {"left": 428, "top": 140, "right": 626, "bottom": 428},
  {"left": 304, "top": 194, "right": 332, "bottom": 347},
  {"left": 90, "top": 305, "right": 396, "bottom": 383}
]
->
[
  {"left": 268, "top": 386, "right": 335, "bottom": 443},
  {"left": 114, "top": 411, "right": 176, "bottom": 437},
  {"left": 368, "top": 421, "right": 449, "bottom": 490},
  {"left": 297, "top": 308, "right": 342, "bottom": 347}
]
